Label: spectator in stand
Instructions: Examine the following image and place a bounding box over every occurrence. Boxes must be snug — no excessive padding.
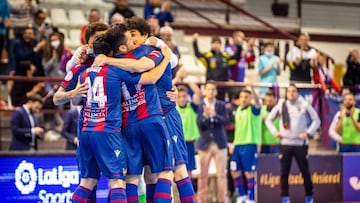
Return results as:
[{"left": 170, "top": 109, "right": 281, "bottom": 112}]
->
[
  {"left": 108, "top": 0, "right": 135, "bottom": 24},
  {"left": 193, "top": 33, "right": 242, "bottom": 100},
  {"left": 62, "top": 104, "right": 81, "bottom": 150},
  {"left": 343, "top": 49, "right": 360, "bottom": 92},
  {"left": 265, "top": 84, "right": 320, "bottom": 203},
  {"left": 13, "top": 26, "right": 45, "bottom": 76},
  {"left": 42, "top": 32, "right": 72, "bottom": 77},
  {"left": 9, "top": 95, "right": 44, "bottom": 151},
  {"left": 311, "top": 52, "right": 341, "bottom": 93},
  {"left": 329, "top": 92, "right": 360, "bottom": 152},
  {"left": 31, "top": 9, "right": 47, "bottom": 41},
  {"left": 144, "top": 0, "right": 173, "bottom": 27},
  {"left": 110, "top": 13, "right": 125, "bottom": 25},
  {"left": 176, "top": 83, "right": 201, "bottom": 175},
  {"left": 159, "top": 25, "right": 180, "bottom": 58},
  {"left": 245, "top": 37, "right": 257, "bottom": 70},
  {"left": 80, "top": 8, "right": 102, "bottom": 45},
  {"left": 7, "top": 0, "right": 39, "bottom": 74},
  {"left": 0, "top": 0, "right": 10, "bottom": 66},
  {"left": 260, "top": 89, "right": 280, "bottom": 154},
  {"left": 10, "top": 61, "right": 45, "bottom": 107},
  {"left": 258, "top": 42, "right": 281, "bottom": 97},
  {"left": 196, "top": 80, "right": 229, "bottom": 203},
  {"left": 146, "top": 15, "right": 160, "bottom": 38},
  {"left": 224, "top": 31, "right": 244, "bottom": 82},
  {"left": 286, "top": 33, "right": 316, "bottom": 83}
]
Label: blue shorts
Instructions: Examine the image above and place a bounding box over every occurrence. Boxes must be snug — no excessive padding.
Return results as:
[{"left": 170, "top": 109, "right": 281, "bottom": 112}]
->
[
  {"left": 77, "top": 131, "right": 127, "bottom": 180},
  {"left": 261, "top": 144, "right": 280, "bottom": 154},
  {"left": 186, "top": 141, "right": 196, "bottom": 171},
  {"left": 123, "top": 115, "right": 174, "bottom": 175},
  {"left": 339, "top": 144, "right": 360, "bottom": 152},
  {"left": 230, "top": 144, "right": 258, "bottom": 172},
  {"left": 164, "top": 109, "right": 188, "bottom": 167}
]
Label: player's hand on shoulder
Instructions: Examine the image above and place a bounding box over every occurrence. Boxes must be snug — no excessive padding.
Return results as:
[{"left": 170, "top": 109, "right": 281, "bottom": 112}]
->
[{"left": 92, "top": 54, "right": 108, "bottom": 67}]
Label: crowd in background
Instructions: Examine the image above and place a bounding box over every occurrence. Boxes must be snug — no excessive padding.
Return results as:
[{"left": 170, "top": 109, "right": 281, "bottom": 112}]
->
[{"left": 1, "top": 1, "right": 360, "bottom": 202}]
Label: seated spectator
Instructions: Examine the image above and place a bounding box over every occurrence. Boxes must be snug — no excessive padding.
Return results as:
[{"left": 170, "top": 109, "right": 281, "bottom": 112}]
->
[
  {"left": 258, "top": 42, "right": 281, "bottom": 96},
  {"left": 10, "top": 61, "right": 45, "bottom": 107},
  {"left": 159, "top": 25, "right": 180, "bottom": 58},
  {"left": 312, "top": 52, "right": 341, "bottom": 93},
  {"left": 343, "top": 49, "right": 360, "bottom": 92},
  {"left": 110, "top": 13, "right": 125, "bottom": 25},
  {"left": 61, "top": 103, "right": 80, "bottom": 150},
  {"left": 42, "top": 32, "right": 72, "bottom": 77},
  {"left": 9, "top": 95, "right": 44, "bottom": 151},
  {"left": 144, "top": 0, "right": 173, "bottom": 27},
  {"left": 109, "top": 0, "right": 135, "bottom": 23},
  {"left": 80, "top": 8, "right": 102, "bottom": 45}
]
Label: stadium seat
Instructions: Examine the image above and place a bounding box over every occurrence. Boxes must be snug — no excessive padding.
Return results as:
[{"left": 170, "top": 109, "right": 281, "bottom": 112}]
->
[
  {"left": 68, "top": 9, "right": 88, "bottom": 27},
  {"left": 69, "top": 29, "right": 82, "bottom": 48},
  {"left": 50, "top": 8, "right": 70, "bottom": 27}
]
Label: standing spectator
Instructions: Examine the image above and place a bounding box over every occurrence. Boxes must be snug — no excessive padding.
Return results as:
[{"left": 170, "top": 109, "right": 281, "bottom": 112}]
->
[
  {"left": 176, "top": 83, "right": 201, "bottom": 175},
  {"left": 193, "top": 33, "right": 242, "bottom": 100},
  {"left": 10, "top": 61, "right": 44, "bottom": 107},
  {"left": 80, "top": 8, "right": 102, "bottom": 45},
  {"left": 159, "top": 25, "right": 180, "bottom": 58},
  {"left": 0, "top": 0, "right": 10, "bottom": 66},
  {"left": 244, "top": 37, "right": 257, "bottom": 70},
  {"left": 42, "top": 32, "right": 72, "bottom": 77},
  {"left": 231, "top": 83, "right": 261, "bottom": 203},
  {"left": 224, "top": 31, "right": 244, "bottom": 82},
  {"left": 196, "top": 80, "right": 229, "bottom": 203},
  {"left": 61, "top": 104, "right": 80, "bottom": 150},
  {"left": 13, "top": 26, "right": 45, "bottom": 76},
  {"left": 343, "top": 49, "right": 360, "bottom": 92},
  {"left": 110, "top": 13, "right": 125, "bottom": 25},
  {"left": 286, "top": 34, "right": 316, "bottom": 83},
  {"left": 31, "top": 9, "right": 47, "bottom": 41},
  {"left": 7, "top": 0, "right": 39, "bottom": 73},
  {"left": 265, "top": 84, "right": 320, "bottom": 203},
  {"left": 260, "top": 89, "right": 280, "bottom": 154},
  {"left": 108, "top": 0, "right": 135, "bottom": 24},
  {"left": 329, "top": 92, "right": 360, "bottom": 152},
  {"left": 312, "top": 52, "right": 341, "bottom": 93},
  {"left": 144, "top": 0, "right": 173, "bottom": 27},
  {"left": 9, "top": 95, "right": 44, "bottom": 150},
  {"left": 146, "top": 15, "right": 160, "bottom": 37},
  {"left": 258, "top": 42, "right": 281, "bottom": 96}
]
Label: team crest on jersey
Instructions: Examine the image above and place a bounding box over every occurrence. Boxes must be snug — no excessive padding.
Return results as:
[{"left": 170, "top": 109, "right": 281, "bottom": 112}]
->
[
  {"left": 114, "top": 149, "right": 121, "bottom": 158},
  {"left": 172, "top": 135, "right": 178, "bottom": 143}
]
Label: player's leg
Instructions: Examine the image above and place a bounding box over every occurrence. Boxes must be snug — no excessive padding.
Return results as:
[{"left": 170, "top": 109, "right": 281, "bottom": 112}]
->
[
  {"left": 144, "top": 165, "right": 157, "bottom": 202},
  {"left": 293, "top": 145, "right": 313, "bottom": 203},
  {"left": 197, "top": 147, "right": 213, "bottom": 203},
  {"left": 280, "top": 145, "right": 294, "bottom": 203},
  {"left": 231, "top": 145, "right": 247, "bottom": 203},
  {"left": 126, "top": 175, "right": 141, "bottom": 203},
  {"left": 242, "top": 144, "right": 258, "bottom": 203},
  {"left": 213, "top": 146, "right": 228, "bottom": 203},
  {"left": 166, "top": 110, "right": 195, "bottom": 203}
]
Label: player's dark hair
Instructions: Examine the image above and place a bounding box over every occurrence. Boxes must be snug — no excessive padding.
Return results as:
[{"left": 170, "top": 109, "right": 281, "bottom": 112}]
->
[
  {"left": 104, "top": 23, "right": 127, "bottom": 54},
  {"left": 177, "top": 85, "right": 188, "bottom": 93},
  {"left": 84, "top": 22, "right": 109, "bottom": 44},
  {"left": 93, "top": 34, "right": 112, "bottom": 56},
  {"left": 26, "top": 94, "right": 44, "bottom": 104},
  {"left": 204, "top": 80, "right": 217, "bottom": 88},
  {"left": 265, "top": 89, "right": 276, "bottom": 97},
  {"left": 240, "top": 88, "right": 252, "bottom": 95},
  {"left": 125, "top": 16, "right": 151, "bottom": 36}
]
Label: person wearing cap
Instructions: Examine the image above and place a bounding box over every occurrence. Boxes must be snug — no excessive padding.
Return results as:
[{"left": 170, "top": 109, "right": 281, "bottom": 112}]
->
[{"left": 193, "top": 33, "right": 242, "bottom": 100}]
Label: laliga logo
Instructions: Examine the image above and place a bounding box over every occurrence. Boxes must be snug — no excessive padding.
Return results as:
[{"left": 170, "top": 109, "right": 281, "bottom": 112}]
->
[
  {"left": 15, "top": 161, "right": 37, "bottom": 195},
  {"left": 349, "top": 176, "right": 360, "bottom": 191}
]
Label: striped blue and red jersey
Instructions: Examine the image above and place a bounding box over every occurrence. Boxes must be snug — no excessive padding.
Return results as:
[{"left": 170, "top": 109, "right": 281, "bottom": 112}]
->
[
  {"left": 77, "top": 65, "right": 141, "bottom": 132},
  {"left": 120, "top": 45, "right": 166, "bottom": 126}
]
